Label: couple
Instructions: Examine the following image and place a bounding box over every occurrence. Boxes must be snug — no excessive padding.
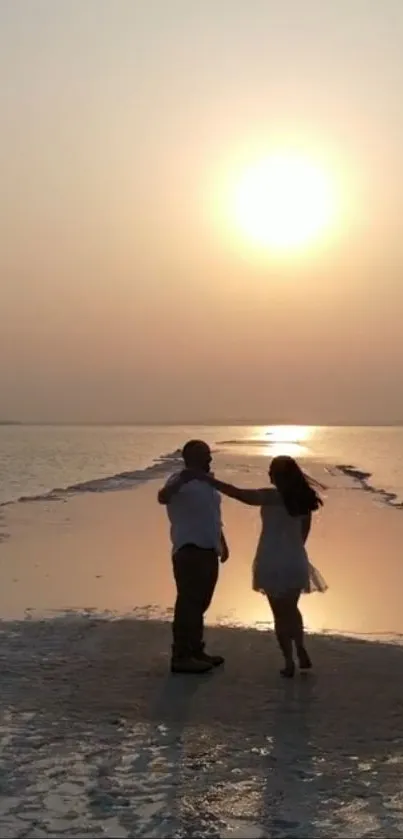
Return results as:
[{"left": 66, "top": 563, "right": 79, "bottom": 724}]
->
[{"left": 158, "top": 439, "right": 326, "bottom": 678}]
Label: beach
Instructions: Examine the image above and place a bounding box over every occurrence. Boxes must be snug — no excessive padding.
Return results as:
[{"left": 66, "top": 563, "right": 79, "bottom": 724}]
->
[
  {"left": 3, "top": 0, "right": 403, "bottom": 832},
  {"left": 2, "top": 447, "right": 403, "bottom": 836}
]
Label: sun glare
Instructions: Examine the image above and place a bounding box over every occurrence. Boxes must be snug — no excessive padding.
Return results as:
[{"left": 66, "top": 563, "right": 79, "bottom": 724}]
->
[
  {"left": 263, "top": 425, "right": 313, "bottom": 444},
  {"left": 232, "top": 153, "right": 337, "bottom": 252},
  {"left": 252, "top": 425, "right": 314, "bottom": 457}
]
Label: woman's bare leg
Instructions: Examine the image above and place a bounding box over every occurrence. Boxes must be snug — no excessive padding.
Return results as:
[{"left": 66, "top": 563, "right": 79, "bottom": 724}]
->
[
  {"left": 289, "top": 591, "right": 312, "bottom": 669},
  {"left": 268, "top": 595, "right": 295, "bottom": 677}
]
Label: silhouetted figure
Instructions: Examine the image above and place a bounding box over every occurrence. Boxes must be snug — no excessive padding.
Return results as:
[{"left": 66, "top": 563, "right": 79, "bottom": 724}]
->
[
  {"left": 158, "top": 440, "right": 229, "bottom": 674},
  {"left": 199, "top": 456, "right": 326, "bottom": 678}
]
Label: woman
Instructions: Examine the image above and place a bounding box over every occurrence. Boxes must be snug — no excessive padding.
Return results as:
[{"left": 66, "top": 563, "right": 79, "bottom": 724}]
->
[{"left": 200, "top": 456, "right": 326, "bottom": 678}]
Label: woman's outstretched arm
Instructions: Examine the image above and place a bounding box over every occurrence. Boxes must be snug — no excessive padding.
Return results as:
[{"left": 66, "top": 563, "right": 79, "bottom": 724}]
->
[{"left": 207, "top": 477, "right": 276, "bottom": 506}]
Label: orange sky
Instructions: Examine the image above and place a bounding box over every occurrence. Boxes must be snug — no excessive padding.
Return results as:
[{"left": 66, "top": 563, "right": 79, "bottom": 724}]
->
[{"left": 1, "top": 0, "right": 403, "bottom": 423}]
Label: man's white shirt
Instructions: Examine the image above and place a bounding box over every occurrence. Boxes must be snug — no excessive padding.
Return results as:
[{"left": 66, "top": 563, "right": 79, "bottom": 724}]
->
[{"left": 163, "top": 473, "right": 222, "bottom": 554}]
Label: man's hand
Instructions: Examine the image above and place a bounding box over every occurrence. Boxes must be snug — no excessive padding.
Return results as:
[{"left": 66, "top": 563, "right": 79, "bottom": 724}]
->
[
  {"left": 158, "top": 469, "right": 196, "bottom": 504},
  {"left": 220, "top": 532, "right": 229, "bottom": 563}
]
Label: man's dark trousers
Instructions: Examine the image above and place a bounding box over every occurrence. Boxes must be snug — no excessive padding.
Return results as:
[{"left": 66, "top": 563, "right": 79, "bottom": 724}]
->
[{"left": 172, "top": 544, "right": 219, "bottom": 658}]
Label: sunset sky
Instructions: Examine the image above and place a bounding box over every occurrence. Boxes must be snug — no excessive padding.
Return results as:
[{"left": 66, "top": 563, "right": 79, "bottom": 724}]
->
[{"left": 1, "top": 0, "right": 403, "bottom": 424}]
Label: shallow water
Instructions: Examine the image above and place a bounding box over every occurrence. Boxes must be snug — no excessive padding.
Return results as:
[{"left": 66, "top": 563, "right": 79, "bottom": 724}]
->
[{"left": 2, "top": 424, "right": 403, "bottom": 504}]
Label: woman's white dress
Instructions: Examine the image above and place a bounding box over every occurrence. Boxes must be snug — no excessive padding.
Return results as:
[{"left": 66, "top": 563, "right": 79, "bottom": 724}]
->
[{"left": 252, "top": 494, "right": 327, "bottom": 597}]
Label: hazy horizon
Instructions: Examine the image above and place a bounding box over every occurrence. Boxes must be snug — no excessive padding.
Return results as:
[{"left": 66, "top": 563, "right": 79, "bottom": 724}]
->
[
  {"left": 2, "top": 1, "right": 403, "bottom": 424},
  {"left": 3, "top": 418, "right": 403, "bottom": 429}
]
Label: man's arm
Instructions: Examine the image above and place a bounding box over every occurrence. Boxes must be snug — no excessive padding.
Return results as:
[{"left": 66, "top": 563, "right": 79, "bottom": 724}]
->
[{"left": 157, "top": 471, "right": 193, "bottom": 505}]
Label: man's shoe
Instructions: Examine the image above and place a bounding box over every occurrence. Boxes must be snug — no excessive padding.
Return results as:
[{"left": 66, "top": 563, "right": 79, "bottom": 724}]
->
[
  {"left": 297, "top": 647, "right": 312, "bottom": 671},
  {"left": 170, "top": 656, "right": 213, "bottom": 674},
  {"left": 196, "top": 652, "right": 225, "bottom": 667}
]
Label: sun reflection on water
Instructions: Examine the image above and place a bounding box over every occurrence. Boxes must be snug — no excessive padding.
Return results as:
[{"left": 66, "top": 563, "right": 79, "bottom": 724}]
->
[{"left": 253, "top": 425, "right": 315, "bottom": 457}]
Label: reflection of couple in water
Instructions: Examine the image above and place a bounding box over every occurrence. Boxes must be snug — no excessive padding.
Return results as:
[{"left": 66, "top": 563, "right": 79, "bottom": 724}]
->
[{"left": 158, "top": 440, "right": 327, "bottom": 678}]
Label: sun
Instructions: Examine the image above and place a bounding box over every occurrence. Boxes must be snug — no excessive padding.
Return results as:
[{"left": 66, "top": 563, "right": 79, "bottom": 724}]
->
[{"left": 232, "top": 153, "right": 336, "bottom": 252}]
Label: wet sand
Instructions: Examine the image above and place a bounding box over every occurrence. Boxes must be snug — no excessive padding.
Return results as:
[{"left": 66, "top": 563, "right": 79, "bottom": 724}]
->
[{"left": 1, "top": 615, "right": 403, "bottom": 837}]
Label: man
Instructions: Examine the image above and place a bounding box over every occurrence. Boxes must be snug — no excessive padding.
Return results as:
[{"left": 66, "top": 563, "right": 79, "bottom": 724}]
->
[{"left": 158, "top": 440, "right": 229, "bottom": 673}]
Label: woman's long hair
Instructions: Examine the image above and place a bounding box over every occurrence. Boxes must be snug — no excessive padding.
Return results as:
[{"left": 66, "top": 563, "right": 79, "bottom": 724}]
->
[{"left": 270, "top": 455, "right": 323, "bottom": 517}]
